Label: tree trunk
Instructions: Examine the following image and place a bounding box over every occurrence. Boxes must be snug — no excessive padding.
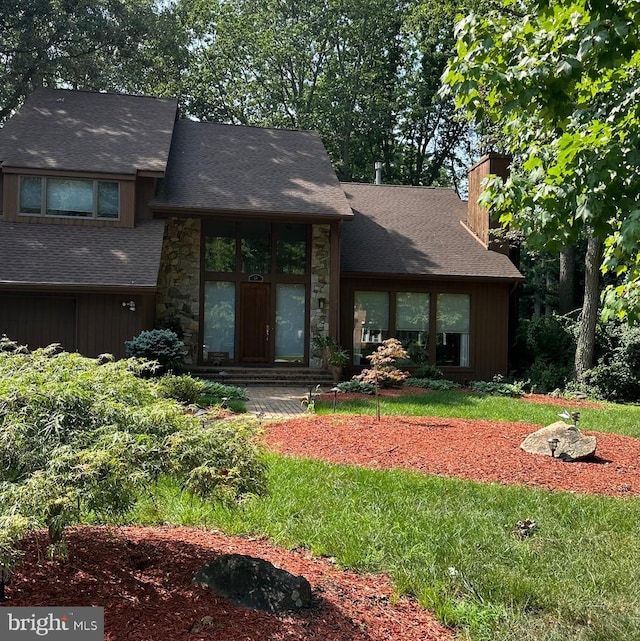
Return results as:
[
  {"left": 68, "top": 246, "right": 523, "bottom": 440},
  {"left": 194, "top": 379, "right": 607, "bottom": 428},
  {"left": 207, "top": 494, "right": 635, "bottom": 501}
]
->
[
  {"left": 558, "top": 245, "right": 575, "bottom": 315},
  {"left": 574, "top": 235, "right": 602, "bottom": 381}
]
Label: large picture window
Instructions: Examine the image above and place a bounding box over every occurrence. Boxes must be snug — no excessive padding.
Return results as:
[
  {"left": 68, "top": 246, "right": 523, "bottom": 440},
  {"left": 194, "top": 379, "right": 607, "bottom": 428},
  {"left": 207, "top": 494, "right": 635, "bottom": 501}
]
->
[
  {"left": 353, "top": 291, "right": 390, "bottom": 364},
  {"left": 436, "top": 293, "right": 470, "bottom": 367},
  {"left": 203, "top": 282, "right": 236, "bottom": 361},
  {"left": 351, "top": 289, "right": 470, "bottom": 369},
  {"left": 396, "top": 292, "right": 429, "bottom": 365},
  {"left": 19, "top": 176, "right": 119, "bottom": 219}
]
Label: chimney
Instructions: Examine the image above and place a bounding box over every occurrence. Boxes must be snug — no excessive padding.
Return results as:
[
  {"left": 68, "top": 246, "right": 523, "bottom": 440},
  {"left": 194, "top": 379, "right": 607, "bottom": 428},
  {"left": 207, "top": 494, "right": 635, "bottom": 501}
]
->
[
  {"left": 374, "top": 161, "right": 383, "bottom": 185},
  {"left": 467, "top": 153, "right": 510, "bottom": 254}
]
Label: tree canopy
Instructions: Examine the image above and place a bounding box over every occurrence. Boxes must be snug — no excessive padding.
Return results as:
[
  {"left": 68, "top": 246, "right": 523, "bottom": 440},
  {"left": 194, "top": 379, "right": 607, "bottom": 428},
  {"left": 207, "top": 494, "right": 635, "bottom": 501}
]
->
[{"left": 442, "top": 0, "right": 640, "bottom": 321}]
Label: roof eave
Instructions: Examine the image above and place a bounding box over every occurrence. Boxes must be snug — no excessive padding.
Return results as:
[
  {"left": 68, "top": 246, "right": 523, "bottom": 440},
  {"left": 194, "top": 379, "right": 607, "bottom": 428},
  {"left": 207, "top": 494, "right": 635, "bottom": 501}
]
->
[{"left": 149, "top": 203, "right": 354, "bottom": 222}]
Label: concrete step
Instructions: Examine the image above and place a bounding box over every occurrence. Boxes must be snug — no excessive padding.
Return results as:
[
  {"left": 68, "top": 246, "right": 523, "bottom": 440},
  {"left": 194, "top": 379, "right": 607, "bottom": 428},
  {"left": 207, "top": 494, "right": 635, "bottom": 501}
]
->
[{"left": 188, "top": 366, "right": 336, "bottom": 387}]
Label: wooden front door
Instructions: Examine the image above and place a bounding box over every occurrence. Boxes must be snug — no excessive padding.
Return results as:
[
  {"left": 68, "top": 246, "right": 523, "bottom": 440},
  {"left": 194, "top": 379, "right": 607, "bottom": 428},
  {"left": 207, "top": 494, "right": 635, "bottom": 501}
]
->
[{"left": 239, "top": 283, "right": 271, "bottom": 362}]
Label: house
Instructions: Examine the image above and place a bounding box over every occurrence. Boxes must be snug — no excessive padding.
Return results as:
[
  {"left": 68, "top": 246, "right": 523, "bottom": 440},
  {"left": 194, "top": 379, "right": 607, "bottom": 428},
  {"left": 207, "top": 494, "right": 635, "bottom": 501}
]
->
[{"left": 0, "top": 89, "right": 522, "bottom": 381}]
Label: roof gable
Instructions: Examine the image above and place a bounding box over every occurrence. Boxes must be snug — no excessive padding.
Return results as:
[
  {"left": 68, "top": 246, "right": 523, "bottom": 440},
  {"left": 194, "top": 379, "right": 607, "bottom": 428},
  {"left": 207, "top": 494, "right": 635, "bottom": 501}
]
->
[
  {"left": 340, "top": 183, "right": 523, "bottom": 280},
  {"left": 152, "top": 120, "right": 353, "bottom": 219},
  {"left": 0, "top": 89, "right": 178, "bottom": 175}
]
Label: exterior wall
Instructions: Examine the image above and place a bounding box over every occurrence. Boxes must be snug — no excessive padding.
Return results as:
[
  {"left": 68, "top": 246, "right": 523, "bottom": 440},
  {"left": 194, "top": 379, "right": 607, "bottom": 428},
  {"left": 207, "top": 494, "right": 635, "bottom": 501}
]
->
[
  {"left": 0, "top": 291, "right": 155, "bottom": 358},
  {"left": 467, "top": 153, "right": 510, "bottom": 252},
  {"left": 340, "top": 276, "right": 513, "bottom": 382},
  {"left": 155, "top": 217, "right": 201, "bottom": 364},
  {"left": 309, "top": 224, "right": 331, "bottom": 366},
  {"left": 1, "top": 172, "right": 136, "bottom": 227}
]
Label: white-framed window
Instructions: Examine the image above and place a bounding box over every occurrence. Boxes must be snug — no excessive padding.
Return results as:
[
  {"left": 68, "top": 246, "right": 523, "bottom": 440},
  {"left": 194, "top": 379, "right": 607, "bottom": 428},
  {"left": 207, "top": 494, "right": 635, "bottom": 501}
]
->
[
  {"left": 436, "top": 293, "right": 470, "bottom": 367},
  {"left": 19, "top": 176, "right": 119, "bottom": 220}
]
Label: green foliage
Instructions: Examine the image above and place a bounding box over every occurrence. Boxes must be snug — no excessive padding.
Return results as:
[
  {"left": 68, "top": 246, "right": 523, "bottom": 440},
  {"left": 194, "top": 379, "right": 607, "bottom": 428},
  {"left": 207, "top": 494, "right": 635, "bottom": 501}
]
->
[
  {"left": 125, "top": 329, "right": 185, "bottom": 373},
  {"left": 336, "top": 380, "right": 376, "bottom": 394},
  {"left": 469, "top": 376, "right": 526, "bottom": 397},
  {"left": 311, "top": 336, "right": 350, "bottom": 367},
  {"left": 443, "top": 0, "right": 640, "bottom": 321},
  {"left": 355, "top": 338, "right": 410, "bottom": 388},
  {"left": 180, "top": 0, "right": 476, "bottom": 185},
  {"left": 199, "top": 381, "right": 248, "bottom": 409},
  {"left": 405, "top": 377, "right": 461, "bottom": 391},
  {"left": 0, "top": 0, "right": 187, "bottom": 122},
  {"left": 412, "top": 363, "right": 444, "bottom": 379},
  {"left": 156, "top": 374, "right": 206, "bottom": 404},
  {"left": 0, "top": 343, "right": 265, "bottom": 560},
  {"left": 574, "top": 322, "right": 640, "bottom": 402},
  {"left": 516, "top": 315, "right": 575, "bottom": 393}
]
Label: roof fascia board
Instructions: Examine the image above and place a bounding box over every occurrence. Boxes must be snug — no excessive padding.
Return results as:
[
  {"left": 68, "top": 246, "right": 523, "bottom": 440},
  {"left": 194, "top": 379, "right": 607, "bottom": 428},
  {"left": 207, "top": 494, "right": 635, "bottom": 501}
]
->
[
  {"left": 1, "top": 166, "right": 136, "bottom": 181},
  {"left": 0, "top": 283, "right": 158, "bottom": 294},
  {"left": 150, "top": 205, "right": 354, "bottom": 223},
  {"left": 340, "top": 271, "right": 524, "bottom": 283}
]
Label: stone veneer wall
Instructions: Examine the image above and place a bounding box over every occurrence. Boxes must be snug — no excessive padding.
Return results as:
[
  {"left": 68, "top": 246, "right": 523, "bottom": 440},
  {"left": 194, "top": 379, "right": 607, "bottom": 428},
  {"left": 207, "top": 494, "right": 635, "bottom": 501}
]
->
[
  {"left": 309, "top": 224, "right": 331, "bottom": 367},
  {"left": 156, "top": 218, "right": 201, "bottom": 364}
]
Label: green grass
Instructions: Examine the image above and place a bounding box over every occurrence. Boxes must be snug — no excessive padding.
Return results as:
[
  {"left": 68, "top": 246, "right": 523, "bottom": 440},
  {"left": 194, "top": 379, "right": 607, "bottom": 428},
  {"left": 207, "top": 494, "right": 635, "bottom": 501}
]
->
[
  {"left": 117, "top": 392, "right": 640, "bottom": 640},
  {"left": 316, "top": 390, "right": 640, "bottom": 437},
  {"left": 128, "top": 458, "right": 640, "bottom": 641}
]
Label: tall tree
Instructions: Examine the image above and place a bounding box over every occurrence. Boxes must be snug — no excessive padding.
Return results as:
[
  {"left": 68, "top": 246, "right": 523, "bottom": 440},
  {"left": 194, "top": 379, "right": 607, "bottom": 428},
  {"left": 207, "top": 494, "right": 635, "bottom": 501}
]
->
[
  {"left": 0, "top": 0, "right": 187, "bottom": 120},
  {"left": 180, "top": 0, "right": 477, "bottom": 185},
  {"left": 443, "top": 0, "right": 640, "bottom": 378}
]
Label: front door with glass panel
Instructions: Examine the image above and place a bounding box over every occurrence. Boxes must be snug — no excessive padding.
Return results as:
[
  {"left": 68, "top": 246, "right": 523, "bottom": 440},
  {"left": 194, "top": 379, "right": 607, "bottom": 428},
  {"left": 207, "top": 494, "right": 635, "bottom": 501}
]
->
[
  {"left": 239, "top": 283, "right": 271, "bottom": 362},
  {"left": 202, "top": 221, "right": 309, "bottom": 365}
]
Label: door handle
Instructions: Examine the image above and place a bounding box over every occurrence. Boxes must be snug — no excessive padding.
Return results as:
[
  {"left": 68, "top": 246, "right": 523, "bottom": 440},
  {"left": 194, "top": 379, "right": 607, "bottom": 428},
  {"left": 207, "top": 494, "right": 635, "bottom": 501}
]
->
[{"left": 266, "top": 324, "right": 270, "bottom": 340}]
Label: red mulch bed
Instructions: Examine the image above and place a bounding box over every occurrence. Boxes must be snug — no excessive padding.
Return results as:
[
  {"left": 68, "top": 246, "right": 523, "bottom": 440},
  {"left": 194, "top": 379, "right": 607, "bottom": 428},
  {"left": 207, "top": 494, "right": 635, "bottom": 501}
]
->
[
  {"left": 2, "top": 526, "right": 452, "bottom": 641},
  {"left": 263, "top": 415, "right": 640, "bottom": 497}
]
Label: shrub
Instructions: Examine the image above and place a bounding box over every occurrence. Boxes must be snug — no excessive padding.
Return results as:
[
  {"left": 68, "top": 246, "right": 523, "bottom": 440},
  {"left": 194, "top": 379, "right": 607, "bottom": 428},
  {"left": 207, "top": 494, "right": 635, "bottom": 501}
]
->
[
  {"left": 156, "top": 374, "right": 206, "bottom": 404},
  {"left": 412, "top": 364, "right": 444, "bottom": 380},
  {"left": 355, "top": 338, "right": 409, "bottom": 388},
  {"left": 125, "top": 329, "right": 185, "bottom": 373},
  {"left": 0, "top": 343, "right": 265, "bottom": 560},
  {"left": 336, "top": 380, "right": 376, "bottom": 394},
  {"left": 405, "top": 377, "right": 461, "bottom": 391},
  {"left": 469, "top": 376, "right": 526, "bottom": 397}
]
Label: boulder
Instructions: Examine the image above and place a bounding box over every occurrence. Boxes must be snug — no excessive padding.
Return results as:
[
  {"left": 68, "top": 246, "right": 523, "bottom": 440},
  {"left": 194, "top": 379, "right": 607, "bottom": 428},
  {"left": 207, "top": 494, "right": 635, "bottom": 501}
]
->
[
  {"left": 520, "top": 421, "right": 597, "bottom": 462},
  {"left": 192, "top": 554, "right": 312, "bottom": 613}
]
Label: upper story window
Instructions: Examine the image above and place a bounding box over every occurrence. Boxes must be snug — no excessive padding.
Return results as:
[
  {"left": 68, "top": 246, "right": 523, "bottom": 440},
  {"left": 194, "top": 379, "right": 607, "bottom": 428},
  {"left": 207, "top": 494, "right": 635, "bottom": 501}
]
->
[{"left": 19, "top": 176, "right": 119, "bottom": 220}]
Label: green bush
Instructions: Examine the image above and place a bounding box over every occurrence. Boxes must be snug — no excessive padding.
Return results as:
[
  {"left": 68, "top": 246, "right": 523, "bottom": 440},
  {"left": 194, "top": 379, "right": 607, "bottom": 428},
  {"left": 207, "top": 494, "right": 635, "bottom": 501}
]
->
[
  {"left": 125, "top": 329, "right": 185, "bottom": 373},
  {"left": 201, "top": 381, "right": 247, "bottom": 401},
  {"left": 0, "top": 342, "right": 265, "bottom": 561},
  {"left": 514, "top": 315, "right": 575, "bottom": 393},
  {"left": 156, "top": 374, "right": 206, "bottom": 404},
  {"left": 336, "top": 380, "right": 376, "bottom": 394},
  {"left": 405, "top": 377, "right": 461, "bottom": 391},
  {"left": 469, "top": 376, "right": 526, "bottom": 397},
  {"left": 411, "top": 364, "right": 444, "bottom": 379}
]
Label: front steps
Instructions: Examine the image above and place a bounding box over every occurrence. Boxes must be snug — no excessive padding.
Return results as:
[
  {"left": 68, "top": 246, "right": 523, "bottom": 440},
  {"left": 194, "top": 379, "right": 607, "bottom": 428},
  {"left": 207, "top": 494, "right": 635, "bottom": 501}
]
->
[{"left": 188, "top": 366, "right": 336, "bottom": 388}]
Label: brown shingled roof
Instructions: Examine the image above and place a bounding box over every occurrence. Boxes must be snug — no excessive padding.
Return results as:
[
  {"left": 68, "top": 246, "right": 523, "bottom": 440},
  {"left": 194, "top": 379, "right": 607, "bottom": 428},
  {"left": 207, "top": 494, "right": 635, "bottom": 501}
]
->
[
  {"left": 340, "top": 183, "right": 523, "bottom": 280},
  {"left": 0, "top": 89, "right": 177, "bottom": 175},
  {"left": 152, "top": 121, "right": 353, "bottom": 219},
  {"left": 0, "top": 220, "right": 166, "bottom": 289}
]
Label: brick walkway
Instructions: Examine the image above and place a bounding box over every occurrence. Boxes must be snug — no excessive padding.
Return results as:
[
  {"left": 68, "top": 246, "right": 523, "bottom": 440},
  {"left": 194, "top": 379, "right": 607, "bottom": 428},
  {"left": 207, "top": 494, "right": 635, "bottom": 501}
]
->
[{"left": 246, "top": 386, "right": 327, "bottom": 419}]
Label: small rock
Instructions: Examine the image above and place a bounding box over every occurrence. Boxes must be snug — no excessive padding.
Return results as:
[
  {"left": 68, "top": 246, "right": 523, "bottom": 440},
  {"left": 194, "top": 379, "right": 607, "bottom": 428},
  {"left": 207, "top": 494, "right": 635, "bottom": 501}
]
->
[
  {"left": 192, "top": 554, "right": 312, "bottom": 613},
  {"left": 520, "top": 421, "right": 597, "bottom": 462}
]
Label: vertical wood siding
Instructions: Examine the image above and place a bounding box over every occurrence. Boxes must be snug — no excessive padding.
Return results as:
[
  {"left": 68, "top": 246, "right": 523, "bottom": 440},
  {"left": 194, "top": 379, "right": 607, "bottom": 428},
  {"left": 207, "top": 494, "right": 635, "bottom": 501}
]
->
[{"left": 0, "top": 292, "right": 155, "bottom": 358}]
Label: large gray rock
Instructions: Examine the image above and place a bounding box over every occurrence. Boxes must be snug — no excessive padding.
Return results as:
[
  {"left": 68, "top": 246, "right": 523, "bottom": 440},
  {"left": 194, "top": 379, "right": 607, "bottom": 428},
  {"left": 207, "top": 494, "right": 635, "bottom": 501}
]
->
[
  {"left": 192, "top": 554, "right": 312, "bottom": 613},
  {"left": 520, "top": 421, "right": 597, "bottom": 462}
]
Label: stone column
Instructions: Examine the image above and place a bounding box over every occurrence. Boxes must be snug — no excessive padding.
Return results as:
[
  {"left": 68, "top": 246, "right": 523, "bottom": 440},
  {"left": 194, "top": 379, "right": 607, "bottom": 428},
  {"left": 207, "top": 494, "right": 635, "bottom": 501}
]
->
[
  {"left": 156, "top": 218, "right": 201, "bottom": 364},
  {"left": 310, "top": 224, "right": 331, "bottom": 367}
]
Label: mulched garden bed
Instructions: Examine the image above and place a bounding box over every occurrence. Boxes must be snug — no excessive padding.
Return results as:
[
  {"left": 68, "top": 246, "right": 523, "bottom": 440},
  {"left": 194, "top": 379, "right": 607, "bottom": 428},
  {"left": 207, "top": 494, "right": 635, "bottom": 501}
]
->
[
  {"left": 2, "top": 526, "right": 452, "bottom": 641},
  {"left": 263, "top": 415, "right": 640, "bottom": 497}
]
